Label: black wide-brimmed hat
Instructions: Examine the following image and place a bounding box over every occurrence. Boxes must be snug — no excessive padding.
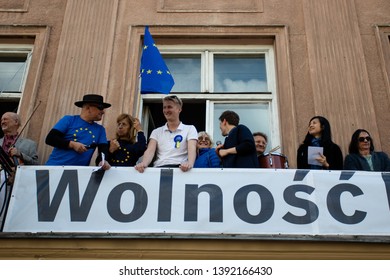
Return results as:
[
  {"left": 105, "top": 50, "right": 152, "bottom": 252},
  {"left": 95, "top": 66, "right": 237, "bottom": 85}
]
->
[{"left": 74, "top": 94, "right": 111, "bottom": 108}]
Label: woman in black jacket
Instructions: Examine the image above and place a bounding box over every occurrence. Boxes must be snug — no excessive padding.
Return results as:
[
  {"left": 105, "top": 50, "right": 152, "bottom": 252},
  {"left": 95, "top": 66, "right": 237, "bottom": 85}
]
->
[
  {"left": 344, "top": 129, "right": 390, "bottom": 171},
  {"left": 297, "top": 116, "right": 343, "bottom": 170}
]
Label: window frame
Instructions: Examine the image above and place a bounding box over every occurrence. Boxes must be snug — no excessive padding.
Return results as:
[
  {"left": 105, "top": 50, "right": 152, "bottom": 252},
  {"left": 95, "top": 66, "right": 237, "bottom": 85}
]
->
[
  {"left": 207, "top": 100, "right": 280, "bottom": 151},
  {"left": 0, "top": 43, "right": 33, "bottom": 100},
  {"left": 140, "top": 44, "right": 280, "bottom": 152}
]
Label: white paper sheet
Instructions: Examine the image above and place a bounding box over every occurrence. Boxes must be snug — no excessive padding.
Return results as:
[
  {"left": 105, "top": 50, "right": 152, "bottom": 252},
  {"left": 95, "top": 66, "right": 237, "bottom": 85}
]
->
[{"left": 308, "top": 146, "right": 323, "bottom": 166}]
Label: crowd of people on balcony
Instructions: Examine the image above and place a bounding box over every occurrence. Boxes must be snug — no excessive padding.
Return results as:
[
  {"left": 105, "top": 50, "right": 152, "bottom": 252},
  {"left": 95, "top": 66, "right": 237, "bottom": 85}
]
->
[{"left": 1, "top": 93, "right": 390, "bottom": 186}]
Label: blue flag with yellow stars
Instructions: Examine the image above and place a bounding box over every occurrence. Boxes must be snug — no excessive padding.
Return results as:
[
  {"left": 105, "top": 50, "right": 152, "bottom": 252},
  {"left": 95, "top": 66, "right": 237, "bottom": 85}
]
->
[{"left": 140, "top": 26, "right": 175, "bottom": 94}]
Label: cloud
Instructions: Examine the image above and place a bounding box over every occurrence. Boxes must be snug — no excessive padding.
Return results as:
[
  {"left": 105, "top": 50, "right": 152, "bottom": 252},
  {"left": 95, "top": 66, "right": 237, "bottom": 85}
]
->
[{"left": 220, "top": 78, "right": 268, "bottom": 92}]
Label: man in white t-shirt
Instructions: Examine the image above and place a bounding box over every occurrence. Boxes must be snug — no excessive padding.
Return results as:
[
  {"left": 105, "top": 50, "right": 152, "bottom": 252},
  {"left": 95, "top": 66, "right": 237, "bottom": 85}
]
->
[{"left": 135, "top": 95, "right": 198, "bottom": 173}]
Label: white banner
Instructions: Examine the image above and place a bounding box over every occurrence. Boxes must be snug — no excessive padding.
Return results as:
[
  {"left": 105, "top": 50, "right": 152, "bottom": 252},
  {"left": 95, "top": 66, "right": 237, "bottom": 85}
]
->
[{"left": 3, "top": 166, "right": 390, "bottom": 236}]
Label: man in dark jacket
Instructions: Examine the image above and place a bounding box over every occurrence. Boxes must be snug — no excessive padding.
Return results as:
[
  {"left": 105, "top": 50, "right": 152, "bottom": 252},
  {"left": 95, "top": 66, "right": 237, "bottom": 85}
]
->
[{"left": 216, "top": 110, "right": 259, "bottom": 168}]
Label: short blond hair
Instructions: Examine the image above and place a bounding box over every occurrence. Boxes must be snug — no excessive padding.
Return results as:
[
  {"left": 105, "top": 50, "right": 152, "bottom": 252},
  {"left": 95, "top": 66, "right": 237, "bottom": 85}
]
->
[{"left": 163, "top": 95, "right": 183, "bottom": 108}]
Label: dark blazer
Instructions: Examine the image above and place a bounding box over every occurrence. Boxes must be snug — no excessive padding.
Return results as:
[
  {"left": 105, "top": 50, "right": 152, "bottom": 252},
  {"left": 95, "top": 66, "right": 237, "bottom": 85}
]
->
[
  {"left": 222, "top": 124, "right": 259, "bottom": 168},
  {"left": 344, "top": 152, "right": 390, "bottom": 171},
  {"left": 297, "top": 142, "right": 343, "bottom": 170}
]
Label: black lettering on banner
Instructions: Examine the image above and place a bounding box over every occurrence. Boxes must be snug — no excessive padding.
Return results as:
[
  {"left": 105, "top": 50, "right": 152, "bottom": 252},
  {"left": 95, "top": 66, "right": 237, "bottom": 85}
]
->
[
  {"left": 233, "top": 184, "right": 274, "bottom": 224},
  {"left": 293, "top": 170, "right": 310, "bottom": 181},
  {"left": 382, "top": 172, "right": 390, "bottom": 211},
  {"left": 283, "top": 185, "right": 319, "bottom": 224},
  {"left": 184, "top": 184, "right": 223, "bottom": 222},
  {"left": 107, "top": 183, "right": 147, "bottom": 222},
  {"left": 327, "top": 183, "right": 366, "bottom": 224},
  {"left": 339, "top": 171, "right": 355, "bottom": 181},
  {"left": 36, "top": 169, "right": 104, "bottom": 221},
  {"left": 158, "top": 169, "right": 173, "bottom": 222}
]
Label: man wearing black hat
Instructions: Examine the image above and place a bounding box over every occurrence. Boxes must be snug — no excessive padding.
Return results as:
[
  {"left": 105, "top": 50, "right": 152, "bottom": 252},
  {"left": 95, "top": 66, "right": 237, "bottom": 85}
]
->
[{"left": 45, "top": 94, "right": 111, "bottom": 169}]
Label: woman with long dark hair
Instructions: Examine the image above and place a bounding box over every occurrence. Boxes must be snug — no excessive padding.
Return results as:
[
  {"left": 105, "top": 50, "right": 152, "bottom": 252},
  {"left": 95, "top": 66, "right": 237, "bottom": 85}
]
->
[
  {"left": 297, "top": 116, "right": 343, "bottom": 170},
  {"left": 344, "top": 129, "right": 390, "bottom": 171}
]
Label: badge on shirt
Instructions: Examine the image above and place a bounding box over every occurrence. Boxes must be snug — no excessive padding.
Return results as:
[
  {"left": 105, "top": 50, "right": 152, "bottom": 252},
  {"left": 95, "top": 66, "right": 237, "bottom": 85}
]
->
[{"left": 174, "top": 135, "right": 183, "bottom": 149}]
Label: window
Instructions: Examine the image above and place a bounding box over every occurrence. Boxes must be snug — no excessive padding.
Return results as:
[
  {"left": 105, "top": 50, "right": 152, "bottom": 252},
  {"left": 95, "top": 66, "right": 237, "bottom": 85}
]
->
[
  {"left": 0, "top": 44, "right": 33, "bottom": 138},
  {"left": 141, "top": 45, "right": 280, "bottom": 152},
  {"left": 0, "top": 44, "right": 32, "bottom": 98},
  {"left": 164, "top": 54, "right": 201, "bottom": 92},
  {"left": 211, "top": 102, "right": 272, "bottom": 147},
  {"left": 213, "top": 54, "right": 267, "bottom": 92}
]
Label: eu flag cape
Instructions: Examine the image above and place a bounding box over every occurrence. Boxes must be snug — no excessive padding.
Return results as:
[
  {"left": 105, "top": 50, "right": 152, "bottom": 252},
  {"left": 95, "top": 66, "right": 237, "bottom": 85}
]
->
[{"left": 140, "top": 26, "right": 175, "bottom": 94}]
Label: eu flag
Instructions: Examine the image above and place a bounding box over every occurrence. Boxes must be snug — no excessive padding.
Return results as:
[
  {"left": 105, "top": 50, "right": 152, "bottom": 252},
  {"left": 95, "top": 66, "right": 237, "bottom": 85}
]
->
[{"left": 140, "top": 26, "right": 175, "bottom": 94}]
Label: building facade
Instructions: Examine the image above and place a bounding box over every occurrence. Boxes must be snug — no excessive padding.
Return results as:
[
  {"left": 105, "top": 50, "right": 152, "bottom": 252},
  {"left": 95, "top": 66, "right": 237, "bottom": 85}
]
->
[
  {"left": 0, "top": 0, "right": 389, "bottom": 166},
  {"left": 0, "top": 0, "right": 389, "bottom": 259}
]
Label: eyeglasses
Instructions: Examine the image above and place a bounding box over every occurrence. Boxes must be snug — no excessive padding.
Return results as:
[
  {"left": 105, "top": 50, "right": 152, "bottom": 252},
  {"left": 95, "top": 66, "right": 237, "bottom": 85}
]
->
[
  {"left": 358, "top": 136, "right": 371, "bottom": 142},
  {"left": 90, "top": 104, "right": 105, "bottom": 111},
  {"left": 198, "top": 137, "right": 210, "bottom": 142}
]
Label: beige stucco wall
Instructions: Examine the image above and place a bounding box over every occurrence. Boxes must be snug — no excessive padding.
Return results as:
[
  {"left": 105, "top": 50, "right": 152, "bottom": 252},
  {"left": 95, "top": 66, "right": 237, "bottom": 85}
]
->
[{"left": 0, "top": 0, "right": 389, "bottom": 167}]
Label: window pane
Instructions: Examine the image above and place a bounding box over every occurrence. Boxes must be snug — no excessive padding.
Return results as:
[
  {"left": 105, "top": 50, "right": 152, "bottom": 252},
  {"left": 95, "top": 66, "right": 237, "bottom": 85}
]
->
[
  {"left": 0, "top": 54, "right": 27, "bottom": 93},
  {"left": 164, "top": 55, "right": 201, "bottom": 93},
  {"left": 214, "top": 54, "right": 267, "bottom": 92},
  {"left": 213, "top": 103, "right": 272, "bottom": 149}
]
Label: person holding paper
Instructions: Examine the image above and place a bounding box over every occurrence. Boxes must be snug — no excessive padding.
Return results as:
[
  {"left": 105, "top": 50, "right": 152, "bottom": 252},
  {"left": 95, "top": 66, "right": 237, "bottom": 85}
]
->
[
  {"left": 344, "top": 129, "right": 390, "bottom": 171},
  {"left": 296, "top": 116, "right": 343, "bottom": 170}
]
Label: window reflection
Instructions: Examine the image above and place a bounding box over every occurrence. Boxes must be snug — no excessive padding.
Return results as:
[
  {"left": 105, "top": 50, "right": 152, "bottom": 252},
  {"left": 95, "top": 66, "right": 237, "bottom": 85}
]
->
[
  {"left": 0, "top": 54, "right": 28, "bottom": 93},
  {"left": 214, "top": 54, "right": 267, "bottom": 92},
  {"left": 164, "top": 55, "right": 201, "bottom": 93},
  {"left": 213, "top": 103, "right": 271, "bottom": 149}
]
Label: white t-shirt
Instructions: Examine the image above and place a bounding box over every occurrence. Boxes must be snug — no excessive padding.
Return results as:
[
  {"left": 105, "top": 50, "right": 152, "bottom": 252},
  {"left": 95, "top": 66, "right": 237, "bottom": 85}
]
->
[{"left": 150, "top": 122, "right": 198, "bottom": 167}]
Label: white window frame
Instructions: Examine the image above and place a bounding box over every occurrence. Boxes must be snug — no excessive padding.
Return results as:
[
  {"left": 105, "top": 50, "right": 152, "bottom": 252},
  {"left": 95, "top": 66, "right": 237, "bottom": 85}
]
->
[
  {"left": 0, "top": 44, "right": 33, "bottom": 99},
  {"left": 140, "top": 45, "right": 280, "bottom": 152},
  {"left": 208, "top": 100, "right": 280, "bottom": 152}
]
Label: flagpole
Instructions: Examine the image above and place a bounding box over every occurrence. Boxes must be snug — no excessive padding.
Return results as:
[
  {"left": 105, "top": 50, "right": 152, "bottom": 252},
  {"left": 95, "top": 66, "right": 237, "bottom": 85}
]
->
[{"left": 136, "top": 73, "right": 144, "bottom": 130}]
